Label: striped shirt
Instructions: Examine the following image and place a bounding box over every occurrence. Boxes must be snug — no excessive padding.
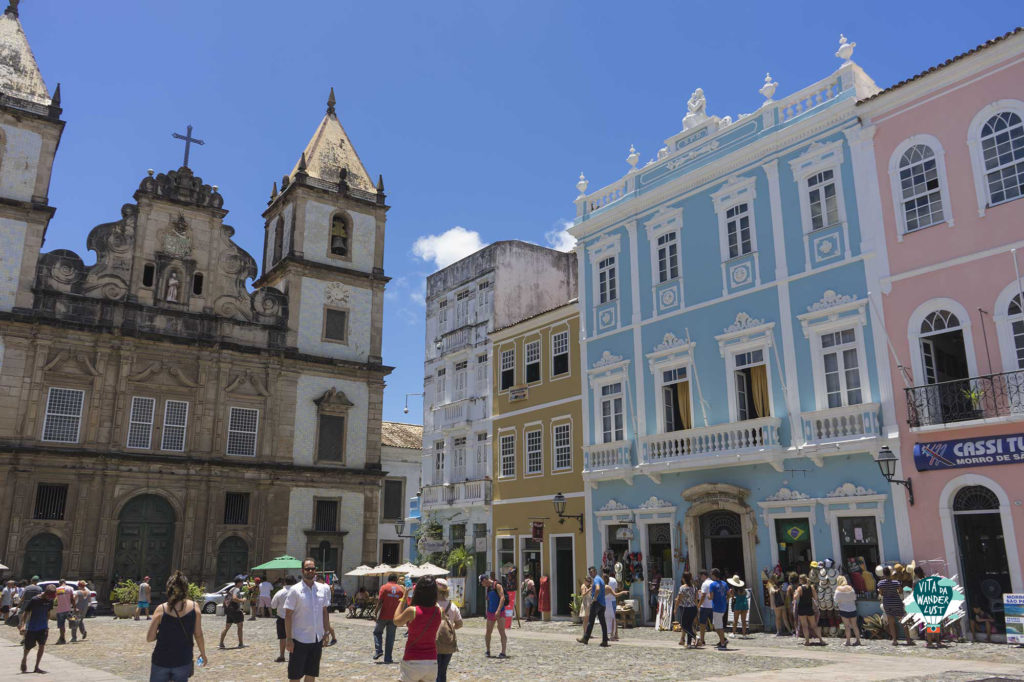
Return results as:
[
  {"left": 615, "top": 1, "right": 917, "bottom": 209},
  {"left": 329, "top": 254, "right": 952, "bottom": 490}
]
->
[{"left": 876, "top": 579, "right": 905, "bottom": 613}]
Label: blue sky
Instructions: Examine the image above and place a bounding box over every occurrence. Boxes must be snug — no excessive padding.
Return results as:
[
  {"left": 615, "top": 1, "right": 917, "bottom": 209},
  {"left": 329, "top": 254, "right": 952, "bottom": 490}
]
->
[{"left": 25, "top": 0, "right": 1022, "bottom": 425}]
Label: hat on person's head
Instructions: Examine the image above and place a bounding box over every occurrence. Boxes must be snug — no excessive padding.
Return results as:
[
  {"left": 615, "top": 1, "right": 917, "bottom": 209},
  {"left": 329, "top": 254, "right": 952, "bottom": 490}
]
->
[
  {"left": 254, "top": 577, "right": 261, "bottom": 584},
  {"left": 234, "top": 574, "right": 245, "bottom": 583},
  {"left": 478, "top": 573, "right": 489, "bottom": 585},
  {"left": 875, "top": 564, "right": 886, "bottom": 578},
  {"left": 726, "top": 575, "right": 745, "bottom": 588},
  {"left": 31, "top": 575, "right": 39, "bottom": 581},
  {"left": 809, "top": 561, "right": 819, "bottom": 569},
  {"left": 144, "top": 576, "right": 150, "bottom": 582},
  {"left": 436, "top": 579, "right": 449, "bottom": 591}
]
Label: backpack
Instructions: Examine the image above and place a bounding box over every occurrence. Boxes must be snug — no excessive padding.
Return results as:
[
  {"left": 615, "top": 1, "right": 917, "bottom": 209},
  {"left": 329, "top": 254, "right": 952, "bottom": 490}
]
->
[{"left": 436, "top": 603, "right": 458, "bottom": 654}]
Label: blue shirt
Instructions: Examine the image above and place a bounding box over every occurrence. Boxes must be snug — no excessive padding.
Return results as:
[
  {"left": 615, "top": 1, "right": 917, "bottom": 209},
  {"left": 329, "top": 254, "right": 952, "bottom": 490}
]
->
[
  {"left": 592, "top": 576, "right": 606, "bottom": 607},
  {"left": 710, "top": 580, "right": 729, "bottom": 613},
  {"left": 25, "top": 595, "right": 50, "bottom": 631}
]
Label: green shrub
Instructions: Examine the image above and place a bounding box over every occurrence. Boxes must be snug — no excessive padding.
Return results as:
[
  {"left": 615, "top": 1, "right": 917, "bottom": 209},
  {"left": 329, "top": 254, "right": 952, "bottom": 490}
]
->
[{"left": 110, "top": 579, "right": 139, "bottom": 605}]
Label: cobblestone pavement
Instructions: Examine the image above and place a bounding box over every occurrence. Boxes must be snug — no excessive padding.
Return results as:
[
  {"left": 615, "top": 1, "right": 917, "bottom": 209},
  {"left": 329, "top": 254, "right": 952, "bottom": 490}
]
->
[{"left": 1, "top": 614, "right": 1022, "bottom": 681}]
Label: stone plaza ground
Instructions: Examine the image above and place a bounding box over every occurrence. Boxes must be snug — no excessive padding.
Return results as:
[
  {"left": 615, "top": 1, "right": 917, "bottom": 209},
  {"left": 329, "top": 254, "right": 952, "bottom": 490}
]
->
[{"left": 2, "top": 613, "right": 1024, "bottom": 681}]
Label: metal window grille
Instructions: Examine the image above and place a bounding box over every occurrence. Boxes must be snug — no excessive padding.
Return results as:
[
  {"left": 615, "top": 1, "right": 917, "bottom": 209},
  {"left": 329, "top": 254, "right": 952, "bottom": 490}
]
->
[
  {"left": 525, "top": 429, "right": 542, "bottom": 474},
  {"left": 42, "top": 387, "right": 85, "bottom": 443},
  {"left": 33, "top": 484, "right": 68, "bottom": 520},
  {"left": 316, "top": 414, "right": 346, "bottom": 462},
  {"left": 226, "top": 407, "right": 259, "bottom": 456},
  {"left": 500, "top": 434, "right": 515, "bottom": 478},
  {"left": 554, "top": 423, "right": 572, "bottom": 470},
  {"left": 126, "top": 396, "right": 155, "bottom": 449},
  {"left": 314, "top": 500, "right": 339, "bottom": 532},
  {"left": 161, "top": 400, "right": 189, "bottom": 451},
  {"left": 223, "top": 492, "right": 250, "bottom": 525}
]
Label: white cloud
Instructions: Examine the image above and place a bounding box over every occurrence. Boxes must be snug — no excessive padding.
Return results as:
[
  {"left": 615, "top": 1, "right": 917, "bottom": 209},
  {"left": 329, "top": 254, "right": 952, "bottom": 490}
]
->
[
  {"left": 545, "top": 220, "right": 576, "bottom": 252},
  {"left": 412, "top": 226, "right": 487, "bottom": 270}
]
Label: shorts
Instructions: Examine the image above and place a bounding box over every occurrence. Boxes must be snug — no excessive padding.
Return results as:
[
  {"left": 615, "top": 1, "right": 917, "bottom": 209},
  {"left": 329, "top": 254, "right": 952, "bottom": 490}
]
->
[
  {"left": 138, "top": 601, "right": 150, "bottom": 610},
  {"left": 712, "top": 611, "right": 726, "bottom": 630},
  {"left": 486, "top": 611, "right": 498, "bottom": 621},
  {"left": 259, "top": 596, "right": 272, "bottom": 609},
  {"left": 24, "top": 629, "right": 47, "bottom": 650},
  {"left": 288, "top": 638, "right": 323, "bottom": 680},
  {"left": 884, "top": 606, "right": 906, "bottom": 620},
  {"left": 400, "top": 659, "right": 438, "bottom": 682},
  {"left": 839, "top": 609, "right": 857, "bottom": 619},
  {"left": 149, "top": 662, "right": 192, "bottom": 682},
  {"left": 276, "top": 616, "right": 286, "bottom": 640},
  {"left": 226, "top": 608, "right": 244, "bottom": 624},
  {"left": 56, "top": 611, "right": 73, "bottom": 628},
  {"left": 698, "top": 607, "right": 713, "bottom": 625},
  {"left": 524, "top": 596, "right": 537, "bottom": 608}
]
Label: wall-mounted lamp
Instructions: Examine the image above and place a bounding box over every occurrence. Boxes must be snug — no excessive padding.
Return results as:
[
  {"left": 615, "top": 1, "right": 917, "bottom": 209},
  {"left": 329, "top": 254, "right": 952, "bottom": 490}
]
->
[
  {"left": 876, "top": 445, "right": 913, "bottom": 505},
  {"left": 552, "top": 492, "right": 584, "bottom": 532}
]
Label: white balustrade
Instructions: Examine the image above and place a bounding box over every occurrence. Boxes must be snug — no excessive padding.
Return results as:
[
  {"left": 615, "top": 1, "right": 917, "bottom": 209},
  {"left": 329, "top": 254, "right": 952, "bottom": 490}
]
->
[
  {"left": 420, "top": 480, "right": 491, "bottom": 509},
  {"left": 801, "top": 403, "right": 880, "bottom": 444},
  {"left": 773, "top": 75, "right": 842, "bottom": 123},
  {"left": 640, "top": 417, "right": 782, "bottom": 464},
  {"left": 583, "top": 440, "right": 633, "bottom": 472}
]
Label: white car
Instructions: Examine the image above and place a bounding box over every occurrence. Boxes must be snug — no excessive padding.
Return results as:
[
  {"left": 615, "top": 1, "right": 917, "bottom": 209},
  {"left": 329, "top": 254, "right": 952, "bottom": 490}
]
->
[
  {"left": 200, "top": 583, "right": 250, "bottom": 615},
  {"left": 36, "top": 580, "right": 98, "bottom": 617}
]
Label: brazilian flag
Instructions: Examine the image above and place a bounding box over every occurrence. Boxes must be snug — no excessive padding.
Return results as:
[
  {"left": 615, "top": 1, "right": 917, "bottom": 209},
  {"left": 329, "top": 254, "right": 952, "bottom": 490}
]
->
[{"left": 782, "top": 521, "right": 809, "bottom": 542}]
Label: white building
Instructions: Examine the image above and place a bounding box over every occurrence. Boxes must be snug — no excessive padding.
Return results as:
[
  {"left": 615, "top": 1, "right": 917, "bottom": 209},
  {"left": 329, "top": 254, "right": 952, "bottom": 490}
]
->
[
  {"left": 421, "top": 241, "right": 576, "bottom": 614},
  {"left": 378, "top": 421, "right": 423, "bottom": 565}
]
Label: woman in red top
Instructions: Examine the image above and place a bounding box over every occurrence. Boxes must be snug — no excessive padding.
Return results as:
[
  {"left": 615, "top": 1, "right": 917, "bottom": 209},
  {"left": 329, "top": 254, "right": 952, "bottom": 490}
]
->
[{"left": 393, "top": 576, "right": 442, "bottom": 682}]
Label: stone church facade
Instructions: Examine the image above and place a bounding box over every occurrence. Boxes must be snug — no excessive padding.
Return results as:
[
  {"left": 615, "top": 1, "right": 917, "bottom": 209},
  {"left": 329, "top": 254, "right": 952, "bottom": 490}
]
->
[{"left": 0, "top": 4, "right": 390, "bottom": 596}]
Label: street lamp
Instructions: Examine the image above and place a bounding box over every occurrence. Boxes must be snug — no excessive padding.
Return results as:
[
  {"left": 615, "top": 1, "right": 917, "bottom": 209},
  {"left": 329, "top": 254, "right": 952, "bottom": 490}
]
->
[
  {"left": 394, "top": 520, "right": 415, "bottom": 538},
  {"left": 876, "top": 445, "right": 914, "bottom": 505},
  {"left": 552, "top": 492, "right": 584, "bottom": 532},
  {"left": 403, "top": 392, "right": 423, "bottom": 415}
]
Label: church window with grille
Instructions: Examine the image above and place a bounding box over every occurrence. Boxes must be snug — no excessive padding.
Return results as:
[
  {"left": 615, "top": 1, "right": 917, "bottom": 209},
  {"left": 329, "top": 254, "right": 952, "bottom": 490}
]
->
[
  {"left": 192, "top": 273, "right": 204, "bottom": 296},
  {"left": 142, "top": 264, "right": 155, "bottom": 288},
  {"left": 42, "top": 387, "right": 85, "bottom": 443},
  {"left": 330, "top": 214, "right": 350, "bottom": 258},
  {"left": 126, "top": 396, "right": 156, "bottom": 449},
  {"left": 316, "top": 414, "right": 346, "bottom": 462},
  {"left": 273, "top": 217, "right": 285, "bottom": 263},
  {"left": 33, "top": 484, "right": 68, "bottom": 521},
  {"left": 161, "top": 400, "right": 189, "bottom": 451},
  {"left": 226, "top": 407, "right": 259, "bottom": 456},
  {"left": 314, "top": 499, "right": 339, "bottom": 532},
  {"left": 224, "top": 492, "right": 250, "bottom": 525}
]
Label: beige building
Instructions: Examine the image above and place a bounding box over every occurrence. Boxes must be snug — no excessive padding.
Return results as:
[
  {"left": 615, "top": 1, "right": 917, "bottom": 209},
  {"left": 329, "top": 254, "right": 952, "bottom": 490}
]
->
[
  {"left": 491, "top": 300, "right": 586, "bottom": 618},
  {"left": 0, "top": 5, "right": 390, "bottom": 596}
]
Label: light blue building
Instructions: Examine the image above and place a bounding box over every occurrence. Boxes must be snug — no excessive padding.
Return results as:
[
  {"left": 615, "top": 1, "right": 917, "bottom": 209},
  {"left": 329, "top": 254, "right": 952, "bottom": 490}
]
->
[{"left": 570, "top": 40, "right": 913, "bottom": 623}]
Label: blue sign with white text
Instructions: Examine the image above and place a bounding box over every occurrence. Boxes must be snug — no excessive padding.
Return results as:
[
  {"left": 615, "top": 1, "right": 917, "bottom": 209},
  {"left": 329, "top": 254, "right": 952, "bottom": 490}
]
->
[{"left": 914, "top": 433, "right": 1024, "bottom": 471}]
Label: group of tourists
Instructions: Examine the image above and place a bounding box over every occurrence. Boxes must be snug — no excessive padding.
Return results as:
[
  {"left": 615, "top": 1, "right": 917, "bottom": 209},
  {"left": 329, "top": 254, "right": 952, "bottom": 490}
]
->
[{"left": 2, "top": 576, "right": 93, "bottom": 674}]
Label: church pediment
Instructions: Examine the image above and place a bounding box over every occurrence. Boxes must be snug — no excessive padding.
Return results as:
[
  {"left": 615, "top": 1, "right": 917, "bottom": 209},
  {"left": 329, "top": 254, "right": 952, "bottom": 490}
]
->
[
  {"left": 127, "top": 360, "right": 200, "bottom": 388},
  {"left": 135, "top": 166, "right": 224, "bottom": 211},
  {"left": 314, "top": 387, "right": 354, "bottom": 410},
  {"left": 42, "top": 350, "right": 100, "bottom": 377},
  {"left": 225, "top": 371, "right": 271, "bottom": 397}
]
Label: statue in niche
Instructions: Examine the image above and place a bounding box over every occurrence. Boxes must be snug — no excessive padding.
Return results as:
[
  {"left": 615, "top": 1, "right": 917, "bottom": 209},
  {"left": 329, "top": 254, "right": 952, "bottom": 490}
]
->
[
  {"left": 165, "top": 271, "right": 180, "bottom": 302},
  {"left": 683, "top": 87, "right": 709, "bottom": 131}
]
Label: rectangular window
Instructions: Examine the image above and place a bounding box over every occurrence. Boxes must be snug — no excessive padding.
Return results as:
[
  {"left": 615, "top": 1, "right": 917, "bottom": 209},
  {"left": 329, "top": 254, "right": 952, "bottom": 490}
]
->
[
  {"left": 499, "top": 433, "right": 516, "bottom": 478},
  {"left": 808, "top": 169, "right": 840, "bottom": 230},
  {"left": 600, "top": 383, "right": 624, "bottom": 443},
  {"left": 837, "top": 516, "right": 880, "bottom": 594},
  {"left": 476, "top": 353, "right": 488, "bottom": 385},
  {"left": 434, "top": 440, "right": 445, "bottom": 484},
  {"left": 662, "top": 367, "right": 692, "bottom": 432},
  {"left": 500, "top": 349, "right": 515, "bottom": 390},
  {"left": 437, "top": 299, "right": 448, "bottom": 328},
  {"left": 435, "top": 368, "right": 446, "bottom": 402},
  {"left": 453, "top": 436, "right": 467, "bottom": 478},
  {"left": 525, "top": 428, "right": 542, "bottom": 474},
  {"left": 33, "top": 484, "right": 68, "bottom": 521},
  {"left": 450, "top": 523, "right": 466, "bottom": 548},
  {"left": 553, "top": 423, "right": 572, "bottom": 471},
  {"left": 455, "top": 289, "right": 471, "bottom": 327},
  {"left": 314, "top": 499, "right": 339, "bottom": 532},
  {"left": 323, "top": 308, "right": 348, "bottom": 343},
  {"left": 454, "top": 361, "right": 467, "bottom": 400},
  {"left": 126, "top": 396, "right": 156, "bottom": 449},
  {"left": 552, "top": 331, "right": 569, "bottom": 376},
  {"left": 316, "top": 413, "right": 346, "bottom": 462},
  {"left": 821, "top": 328, "right": 863, "bottom": 408},
  {"left": 525, "top": 340, "right": 541, "bottom": 383},
  {"left": 382, "top": 480, "right": 404, "bottom": 521},
  {"left": 476, "top": 432, "right": 488, "bottom": 469},
  {"left": 226, "top": 407, "right": 259, "bottom": 456},
  {"left": 223, "top": 492, "right": 250, "bottom": 525},
  {"left": 381, "top": 541, "right": 400, "bottom": 565},
  {"left": 726, "top": 203, "right": 752, "bottom": 258},
  {"left": 734, "top": 350, "right": 768, "bottom": 420},
  {"left": 598, "top": 257, "right": 617, "bottom": 304},
  {"left": 161, "top": 400, "right": 189, "bottom": 451},
  {"left": 42, "top": 387, "right": 85, "bottom": 443},
  {"left": 657, "top": 232, "right": 680, "bottom": 283}
]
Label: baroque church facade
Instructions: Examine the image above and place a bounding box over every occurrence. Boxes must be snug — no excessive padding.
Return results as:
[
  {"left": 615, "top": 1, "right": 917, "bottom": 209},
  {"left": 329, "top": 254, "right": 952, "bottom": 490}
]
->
[{"left": 0, "top": 3, "right": 390, "bottom": 596}]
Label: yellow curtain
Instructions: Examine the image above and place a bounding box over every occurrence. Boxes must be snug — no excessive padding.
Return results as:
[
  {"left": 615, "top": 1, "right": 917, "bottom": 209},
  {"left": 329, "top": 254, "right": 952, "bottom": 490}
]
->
[
  {"left": 675, "top": 381, "right": 692, "bottom": 430},
  {"left": 750, "top": 365, "right": 770, "bottom": 418}
]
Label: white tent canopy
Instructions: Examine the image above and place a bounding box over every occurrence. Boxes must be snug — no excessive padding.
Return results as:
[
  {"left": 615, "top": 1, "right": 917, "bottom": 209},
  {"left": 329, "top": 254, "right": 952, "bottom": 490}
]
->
[
  {"left": 344, "top": 565, "right": 374, "bottom": 577},
  {"left": 410, "top": 562, "right": 450, "bottom": 577}
]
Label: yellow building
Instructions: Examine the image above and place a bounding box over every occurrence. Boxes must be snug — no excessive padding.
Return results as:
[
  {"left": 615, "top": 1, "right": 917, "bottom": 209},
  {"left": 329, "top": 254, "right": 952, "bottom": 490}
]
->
[{"left": 490, "top": 301, "right": 586, "bottom": 618}]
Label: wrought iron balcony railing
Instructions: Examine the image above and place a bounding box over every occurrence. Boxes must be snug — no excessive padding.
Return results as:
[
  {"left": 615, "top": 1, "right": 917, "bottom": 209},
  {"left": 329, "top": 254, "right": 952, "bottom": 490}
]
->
[{"left": 905, "top": 370, "right": 1024, "bottom": 428}]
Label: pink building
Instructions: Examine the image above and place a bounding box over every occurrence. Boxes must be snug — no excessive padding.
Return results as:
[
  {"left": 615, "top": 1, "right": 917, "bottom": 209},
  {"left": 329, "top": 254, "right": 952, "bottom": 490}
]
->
[{"left": 858, "top": 28, "right": 1024, "bottom": 635}]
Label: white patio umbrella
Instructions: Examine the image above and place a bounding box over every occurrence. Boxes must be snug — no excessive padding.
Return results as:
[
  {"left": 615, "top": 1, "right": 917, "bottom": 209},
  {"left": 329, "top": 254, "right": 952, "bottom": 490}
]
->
[
  {"left": 0, "top": 562, "right": 8, "bottom": 571},
  {"left": 345, "top": 565, "right": 373, "bottom": 577},
  {"left": 410, "top": 562, "right": 450, "bottom": 577},
  {"left": 364, "top": 563, "right": 394, "bottom": 576},
  {"left": 391, "top": 562, "right": 419, "bottom": 574}
]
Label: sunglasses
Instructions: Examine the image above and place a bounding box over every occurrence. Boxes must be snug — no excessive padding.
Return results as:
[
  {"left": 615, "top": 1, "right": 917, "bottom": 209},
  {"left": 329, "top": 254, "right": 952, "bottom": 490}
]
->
[{"left": 302, "top": 567, "right": 317, "bottom": 571}]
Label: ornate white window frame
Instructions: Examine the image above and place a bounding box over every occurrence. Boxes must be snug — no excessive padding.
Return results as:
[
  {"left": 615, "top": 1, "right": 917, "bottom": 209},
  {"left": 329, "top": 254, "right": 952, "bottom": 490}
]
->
[
  {"left": 797, "top": 291, "right": 871, "bottom": 410},
  {"left": 549, "top": 322, "right": 573, "bottom": 382},
  {"left": 821, "top": 488, "right": 888, "bottom": 567},
  {"left": 993, "top": 279, "right": 1024, "bottom": 372},
  {"left": 906, "top": 298, "right": 980, "bottom": 387},
  {"left": 788, "top": 139, "right": 849, "bottom": 269},
  {"left": 588, "top": 352, "right": 631, "bottom": 444},
  {"left": 888, "top": 134, "right": 954, "bottom": 240},
  {"left": 758, "top": 493, "right": 817, "bottom": 570},
  {"left": 967, "top": 99, "right": 1024, "bottom": 217},
  {"left": 644, "top": 206, "right": 684, "bottom": 310},
  {"left": 715, "top": 313, "right": 776, "bottom": 422},
  {"left": 646, "top": 333, "right": 696, "bottom": 434},
  {"left": 711, "top": 175, "right": 759, "bottom": 292},
  {"left": 587, "top": 232, "right": 624, "bottom": 332}
]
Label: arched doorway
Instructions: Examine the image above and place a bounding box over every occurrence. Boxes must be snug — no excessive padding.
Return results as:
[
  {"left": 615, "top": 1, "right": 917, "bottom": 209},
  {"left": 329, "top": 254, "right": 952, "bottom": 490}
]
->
[
  {"left": 953, "top": 485, "right": 1011, "bottom": 631},
  {"left": 700, "top": 511, "right": 744, "bottom": 578},
  {"left": 215, "top": 537, "right": 249, "bottom": 586},
  {"left": 22, "top": 533, "right": 63, "bottom": 580},
  {"left": 113, "top": 494, "right": 176, "bottom": 599},
  {"left": 918, "top": 310, "right": 972, "bottom": 424}
]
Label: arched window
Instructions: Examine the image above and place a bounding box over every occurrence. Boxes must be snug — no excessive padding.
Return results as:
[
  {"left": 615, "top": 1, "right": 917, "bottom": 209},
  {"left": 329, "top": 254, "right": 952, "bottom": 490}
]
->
[
  {"left": 1008, "top": 294, "right": 1024, "bottom": 369},
  {"left": 329, "top": 215, "right": 349, "bottom": 258},
  {"left": 918, "top": 310, "right": 969, "bottom": 386},
  {"left": 898, "top": 144, "right": 945, "bottom": 231},
  {"left": 953, "top": 485, "right": 999, "bottom": 512},
  {"left": 272, "top": 217, "right": 284, "bottom": 264},
  {"left": 980, "top": 111, "right": 1024, "bottom": 206},
  {"left": 920, "top": 310, "right": 961, "bottom": 335}
]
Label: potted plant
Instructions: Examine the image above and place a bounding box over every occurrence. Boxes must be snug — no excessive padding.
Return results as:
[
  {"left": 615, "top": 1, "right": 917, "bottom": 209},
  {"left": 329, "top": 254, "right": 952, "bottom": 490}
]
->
[
  {"left": 960, "top": 385, "right": 986, "bottom": 421},
  {"left": 110, "top": 579, "right": 139, "bottom": 619},
  {"left": 445, "top": 546, "right": 472, "bottom": 578},
  {"left": 569, "top": 592, "right": 583, "bottom": 624}
]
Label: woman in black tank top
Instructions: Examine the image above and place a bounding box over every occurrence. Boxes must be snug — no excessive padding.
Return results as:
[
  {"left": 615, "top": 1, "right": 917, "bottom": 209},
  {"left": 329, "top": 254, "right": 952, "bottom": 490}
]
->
[
  {"left": 146, "top": 571, "right": 209, "bottom": 681},
  {"left": 794, "top": 574, "right": 825, "bottom": 647}
]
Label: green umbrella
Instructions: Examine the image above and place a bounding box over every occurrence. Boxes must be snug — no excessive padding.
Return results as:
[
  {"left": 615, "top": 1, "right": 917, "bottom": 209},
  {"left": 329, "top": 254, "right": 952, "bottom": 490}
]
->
[{"left": 251, "top": 555, "right": 303, "bottom": 571}]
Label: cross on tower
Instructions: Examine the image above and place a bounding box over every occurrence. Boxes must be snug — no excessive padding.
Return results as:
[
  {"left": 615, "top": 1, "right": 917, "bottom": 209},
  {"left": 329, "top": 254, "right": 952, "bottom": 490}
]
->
[{"left": 171, "top": 124, "right": 205, "bottom": 168}]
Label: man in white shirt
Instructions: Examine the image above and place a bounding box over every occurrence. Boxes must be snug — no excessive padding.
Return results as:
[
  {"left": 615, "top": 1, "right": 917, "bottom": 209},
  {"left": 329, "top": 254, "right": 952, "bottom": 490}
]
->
[
  {"left": 697, "top": 569, "right": 713, "bottom": 647},
  {"left": 271, "top": 575, "right": 296, "bottom": 663},
  {"left": 284, "top": 558, "right": 331, "bottom": 682},
  {"left": 258, "top": 577, "right": 273, "bottom": 618}
]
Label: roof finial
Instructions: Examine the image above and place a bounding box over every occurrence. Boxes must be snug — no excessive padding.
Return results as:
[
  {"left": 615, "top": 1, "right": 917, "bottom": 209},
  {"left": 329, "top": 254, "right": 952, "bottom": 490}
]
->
[
  {"left": 326, "top": 87, "right": 336, "bottom": 116},
  {"left": 51, "top": 82, "right": 61, "bottom": 107},
  {"left": 297, "top": 151, "right": 308, "bottom": 173},
  {"left": 5, "top": 1, "right": 19, "bottom": 18},
  {"left": 836, "top": 34, "right": 856, "bottom": 65},
  {"left": 271, "top": 181, "right": 278, "bottom": 200},
  {"left": 376, "top": 174, "right": 385, "bottom": 193}
]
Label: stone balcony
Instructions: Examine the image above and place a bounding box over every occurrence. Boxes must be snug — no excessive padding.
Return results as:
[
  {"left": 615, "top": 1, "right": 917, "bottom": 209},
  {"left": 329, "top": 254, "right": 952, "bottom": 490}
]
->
[
  {"left": 582, "top": 440, "right": 634, "bottom": 476},
  {"left": 637, "top": 417, "right": 784, "bottom": 475},
  {"left": 421, "top": 479, "right": 492, "bottom": 510},
  {"left": 800, "top": 402, "right": 881, "bottom": 445},
  {"left": 431, "top": 398, "right": 486, "bottom": 431}
]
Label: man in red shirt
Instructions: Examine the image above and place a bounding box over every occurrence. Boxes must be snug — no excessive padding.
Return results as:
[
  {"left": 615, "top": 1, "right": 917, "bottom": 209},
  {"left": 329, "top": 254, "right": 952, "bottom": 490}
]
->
[{"left": 372, "top": 574, "right": 405, "bottom": 664}]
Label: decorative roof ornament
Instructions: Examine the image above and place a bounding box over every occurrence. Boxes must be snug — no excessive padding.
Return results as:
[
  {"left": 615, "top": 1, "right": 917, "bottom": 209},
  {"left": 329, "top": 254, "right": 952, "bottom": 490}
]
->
[
  {"left": 653, "top": 332, "right": 686, "bottom": 352},
  {"left": 592, "top": 350, "right": 624, "bottom": 368},
  {"left": 637, "top": 496, "right": 672, "bottom": 510},
  {"left": 682, "top": 88, "right": 708, "bottom": 130},
  {"left": 270, "top": 181, "right": 278, "bottom": 202},
  {"left": 836, "top": 34, "right": 856, "bottom": 65},
  {"left": 576, "top": 172, "right": 589, "bottom": 197},
  {"left": 297, "top": 151, "right": 308, "bottom": 174},
  {"left": 326, "top": 87, "right": 336, "bottom": 116},
  {"left": 377, "top": 174, "right": 385, "bottom": 193},
  {"left": 626, "top": 145, "right": 639, "bottom": 172},
  {"left": 826, "top": 482, "right": 876, "bottom": 498},
  {"left": 758, "top": 73, "right": 778, "bottom": 103},
  {"left": 766, "top": 487, "right": 809, "bottom": 501},
  {"left": 599, "top": 499, "right": 630, "bottom": 512},
  {"left": 5, "top": 0, "right": 18, "bottom": 18},
  {"left": 807, "top": 289, "right": 856, "bottom": 312},
  {"left": 723, "top": 312, "right": 766, "bottom": 334}
]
